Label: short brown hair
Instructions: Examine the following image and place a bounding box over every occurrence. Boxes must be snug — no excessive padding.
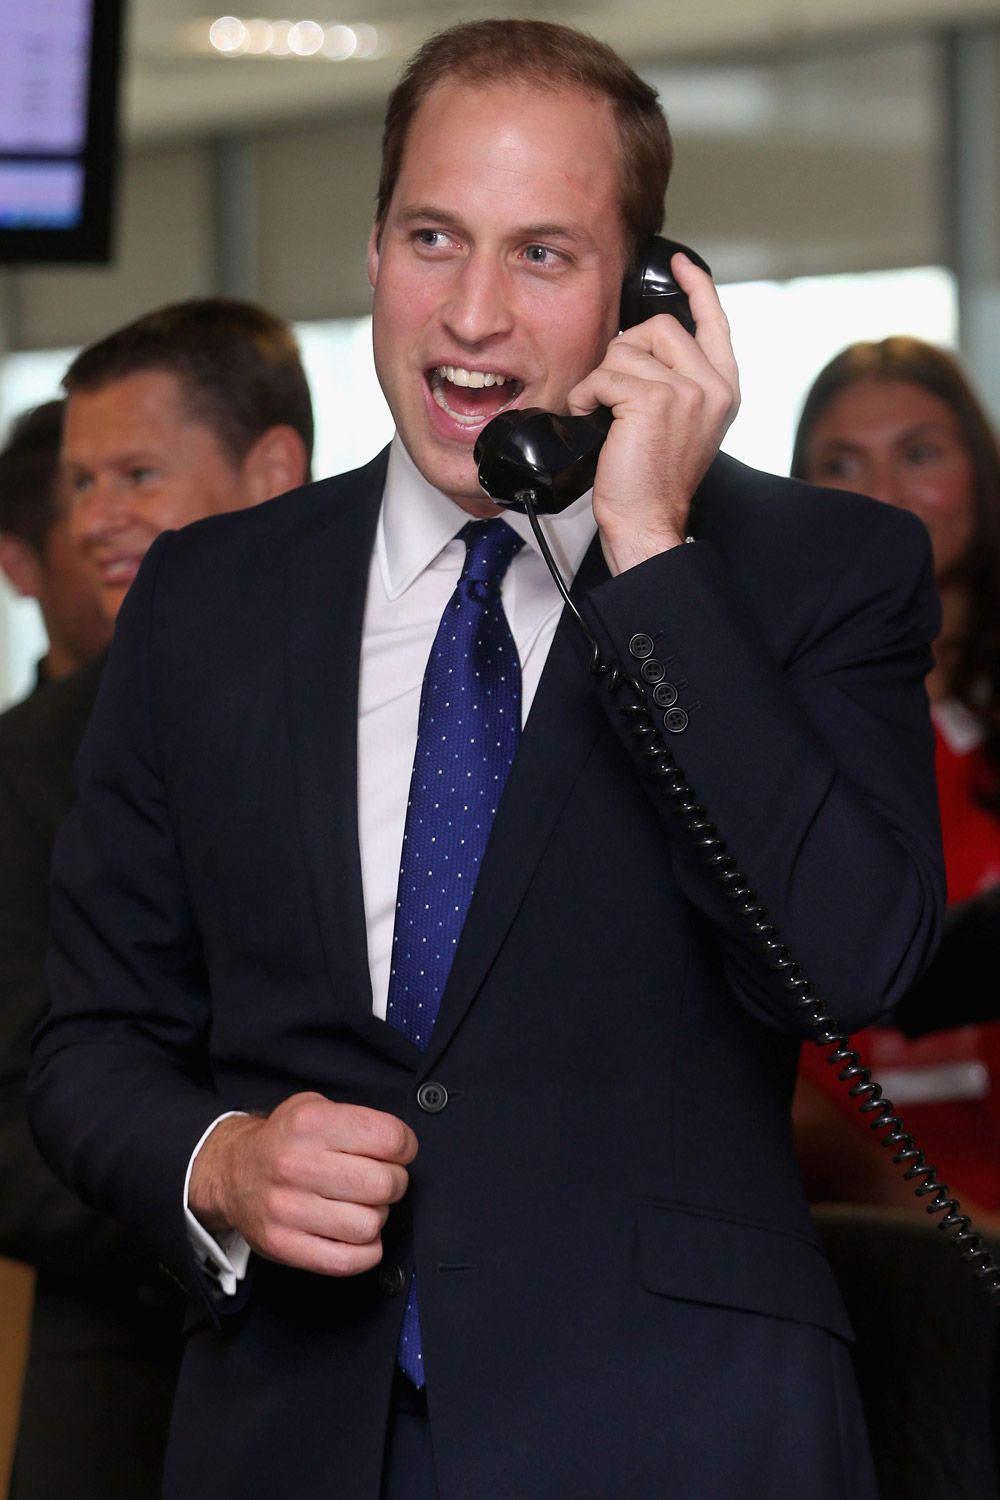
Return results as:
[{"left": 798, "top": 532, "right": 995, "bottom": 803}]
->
[
  {"left": 792, "top": 335, "right": 1000, "bottom": 819},
  {"left": 376, "top": 20, "right": 672, "bottom": 262},
  {"left": 0, "top": 400, "right": 65, "bottom": 554},
  {"left": 63, "top": 298, "right": 314, "bottom": 476}
]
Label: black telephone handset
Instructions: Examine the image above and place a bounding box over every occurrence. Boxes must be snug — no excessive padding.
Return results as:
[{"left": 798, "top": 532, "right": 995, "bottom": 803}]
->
[{"left": 475, "top": 236, "right": 711, "bottom": 514}]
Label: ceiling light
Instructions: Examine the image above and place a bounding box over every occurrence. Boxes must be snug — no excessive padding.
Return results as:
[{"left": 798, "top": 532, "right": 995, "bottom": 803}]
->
[
  {"left": 267, "top": 19, "right": 293, "bottom": 55},
  {"left": 209, "top": 15, "right": 249, "bottom": 54},
  {"left": 243, "top": 18, "right": 274, "bottom": 53},
  {"left": 322, "top": 23, "right": 356, "bottom": 59},
  {"left": 351, "top": 23, "right": 379, "bottom": 59},
  {"left": 288, "top": 19, "right": 324, "bottom": 55}
]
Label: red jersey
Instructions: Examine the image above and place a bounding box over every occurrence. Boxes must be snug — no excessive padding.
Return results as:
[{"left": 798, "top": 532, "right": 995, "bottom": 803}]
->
[{"left": 799, "top": 702, "right": 1000, "bottom": 1208}]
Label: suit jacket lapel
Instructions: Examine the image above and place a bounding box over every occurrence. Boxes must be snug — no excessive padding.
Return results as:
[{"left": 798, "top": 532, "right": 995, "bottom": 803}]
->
[
  {"left": 283, "top": 451, "right": 420, "bottom": 1066},
  {"left": 425, "top": 532, "right": 610, "bottom": 1064}
]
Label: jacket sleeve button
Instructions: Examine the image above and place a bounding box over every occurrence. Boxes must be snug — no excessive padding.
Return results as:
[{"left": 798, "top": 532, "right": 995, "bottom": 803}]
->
[
  {"left": 652, "top": 681, "right": 678, "bottom": 708},
  {"left": 628, "top": 633, "right": 654, "bottom": 660},
  {"left": 663, "top": 707, "right": 689, "bottom": 734}
]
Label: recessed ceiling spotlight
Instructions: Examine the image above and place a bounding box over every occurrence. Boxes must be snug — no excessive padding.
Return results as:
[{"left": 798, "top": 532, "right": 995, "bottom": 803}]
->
[
  {"left": 209, "top": 15, "right": 249, "bottom": 54},
  {"left": 351, "top": 23, "right": 379, "bottom": 59},
  {"left": 288, "top": 19, "right": 324, "bottom": 55},
  {"left": 267, "top": 19, "right": 293, "bottom": 55},
  {"left": 243, "top": 18, "right": 274, "bottom": 53},
  {"left": 322, "top": 24, "right": 357, "bottom": 60}
]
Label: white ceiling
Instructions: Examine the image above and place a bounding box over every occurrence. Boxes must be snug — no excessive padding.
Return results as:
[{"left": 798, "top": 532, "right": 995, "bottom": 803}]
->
[{"left": 123, "top": 0, "right": 1000, "bottom": 144}]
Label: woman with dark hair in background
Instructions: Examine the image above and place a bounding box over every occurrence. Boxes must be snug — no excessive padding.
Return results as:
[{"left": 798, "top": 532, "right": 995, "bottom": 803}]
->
[{"left": 791, "top": 335, "right": 1000, "bottom": 1224}]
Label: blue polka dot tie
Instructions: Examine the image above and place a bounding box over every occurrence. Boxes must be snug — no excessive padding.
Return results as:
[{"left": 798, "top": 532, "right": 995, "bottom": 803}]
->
[{"left": 387, "top": 517, "right": 524, "bottom": 1387}]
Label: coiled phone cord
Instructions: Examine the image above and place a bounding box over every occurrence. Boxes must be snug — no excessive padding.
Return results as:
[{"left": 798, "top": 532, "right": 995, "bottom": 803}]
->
[{"left": 520, "top": 492, "right": 1000, "bottom": 1302}]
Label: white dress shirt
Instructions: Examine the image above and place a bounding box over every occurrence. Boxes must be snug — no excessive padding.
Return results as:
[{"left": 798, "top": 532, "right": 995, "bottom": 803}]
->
[{"left": 185, "top": 437, "right": 597, "bottom": 1291}]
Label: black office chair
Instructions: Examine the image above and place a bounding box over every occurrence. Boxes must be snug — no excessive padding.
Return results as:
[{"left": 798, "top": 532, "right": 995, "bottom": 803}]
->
[{"left": 814, "top": 1204, "right": 1000, "bottom": 1500}]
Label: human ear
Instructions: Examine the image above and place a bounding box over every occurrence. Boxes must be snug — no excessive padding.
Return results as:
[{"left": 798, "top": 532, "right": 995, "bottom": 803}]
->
[
  {"left": 0, "top": 533, "right": 45, "bottom": 600},
  {"left": 242, "top": 425, "right": 310, "bottom": 504},
  {"left": 366, "top": 224, "right": 381, "bottom": 289}
]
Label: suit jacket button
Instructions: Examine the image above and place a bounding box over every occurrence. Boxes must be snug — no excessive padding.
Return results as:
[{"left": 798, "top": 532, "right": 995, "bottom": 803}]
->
[
  {"left": 628, "top": 633, "right": 654, "bottom": 660},
  {"left": 417, "top": 1081, "right": 448, "bottom": 1113},
  {"left": 378, "top": 1262, "right": 406, "bottom": 1296},
  {"left": 653, "top": 681, "right": 678, "bottom": 708},
  {"left": 663, "top": 707, "right": 689, "bottom": 734},
  {"left": 640, "top": 658, "right": 665, "bottom": 684}
]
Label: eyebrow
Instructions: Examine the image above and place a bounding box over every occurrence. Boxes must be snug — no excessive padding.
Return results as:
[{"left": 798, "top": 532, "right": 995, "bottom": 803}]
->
[
  {"left": 394, "top": 204, "right": 593, "bottom": 246},
  {"left": 63, "top": 448, "right": 162, "bottom": 469},
  {"left": 818, "top": 421, "right": 955, "bottom": 450},
  {"left": 897, "top": 422, "right": 954, "bottom": 440}
]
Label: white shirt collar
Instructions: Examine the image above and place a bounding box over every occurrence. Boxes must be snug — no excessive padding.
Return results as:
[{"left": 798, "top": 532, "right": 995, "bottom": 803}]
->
[{"left": 378, "top": 435, "right": 598, "bottom": 600}]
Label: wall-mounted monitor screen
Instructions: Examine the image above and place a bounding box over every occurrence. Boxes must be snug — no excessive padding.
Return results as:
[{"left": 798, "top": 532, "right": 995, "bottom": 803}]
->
[{"left": 0, "top": 0, "right": 123, "bottom": 264}]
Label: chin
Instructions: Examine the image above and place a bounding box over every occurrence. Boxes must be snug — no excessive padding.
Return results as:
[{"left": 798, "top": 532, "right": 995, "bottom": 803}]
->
[
  {"left": 417, "top": 443, "right": 483, "bottom": 506},
  {"left": 103, "top": 588, "right": 129, "bottom": 622},
  {"left": 452, "top": 491, "right": 504, "bottom": 518},
  {"left": 441, "top": 471, "right": 503, "bottom": 517}
]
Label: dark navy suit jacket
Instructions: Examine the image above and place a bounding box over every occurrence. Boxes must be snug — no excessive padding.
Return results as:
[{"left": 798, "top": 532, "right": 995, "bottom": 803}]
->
[
  {"left": 29, "top": 449, "right": 944, "bottom": 1499},
  {"left": 0, "top": 653, "right": 181, "bottom": 1497}
]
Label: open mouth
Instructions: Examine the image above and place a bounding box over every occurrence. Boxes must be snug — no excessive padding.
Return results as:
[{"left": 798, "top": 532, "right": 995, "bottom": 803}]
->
[
  {"left": 429, "top": 365, "right": 524, "bottom": 428},
  {"left": 100, "top": 554, "right": 142, "bottom": 578},
  {"left": 93, "top": 552, "right": 144, "bottom": 590}
]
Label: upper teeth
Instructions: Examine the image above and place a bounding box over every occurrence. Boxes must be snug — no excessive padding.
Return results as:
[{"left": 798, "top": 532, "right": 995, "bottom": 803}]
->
[{"left": 436, "top": 366, "right": 508, "bottom": 389}]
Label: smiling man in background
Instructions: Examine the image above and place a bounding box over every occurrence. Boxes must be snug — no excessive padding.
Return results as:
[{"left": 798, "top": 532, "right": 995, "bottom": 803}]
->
[
  {"left": 30, "top": 22, "right": 943, "bottom": 1500},
  {"left": 0, "top": 299, "right": 311, "bottom": 1500}
]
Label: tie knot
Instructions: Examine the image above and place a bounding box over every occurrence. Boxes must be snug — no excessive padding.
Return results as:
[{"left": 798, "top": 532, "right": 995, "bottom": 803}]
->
[{"left": 459, "top": 518, "right": 524, "bottom": 592}]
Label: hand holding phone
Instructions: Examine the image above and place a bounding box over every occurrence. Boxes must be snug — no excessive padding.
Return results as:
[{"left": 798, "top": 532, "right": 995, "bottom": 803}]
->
[{"left": 475, "top": 237, "right": 724, "bottom": 515}]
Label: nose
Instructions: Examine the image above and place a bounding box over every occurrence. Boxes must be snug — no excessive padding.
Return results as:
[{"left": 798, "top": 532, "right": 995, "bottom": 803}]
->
[
  {"left": 72, "top": 474, "right": 128, "bottom": 544},
  {"left": 440, "top": 252, "right": 515, "bottom": 346},
  {"left": 864, "top": 460, "right": 908, "bottom": 511}
]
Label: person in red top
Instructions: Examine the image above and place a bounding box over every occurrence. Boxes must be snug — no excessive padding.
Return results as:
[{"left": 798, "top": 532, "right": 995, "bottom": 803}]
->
[{"left": 791, "top": 335, "right": 1000, "bottom": 1220}]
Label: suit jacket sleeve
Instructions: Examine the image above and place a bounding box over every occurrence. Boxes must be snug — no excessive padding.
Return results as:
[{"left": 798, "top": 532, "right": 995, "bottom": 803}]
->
[
  {"left": 0, "top": 702, "right": 135, "bottom": 1279},
  {"left": 29, "top": 533, "right": 232, "bottom": 1301},
  {"left": 580, "top": 474, "right": 944, "bottom": 1037}
]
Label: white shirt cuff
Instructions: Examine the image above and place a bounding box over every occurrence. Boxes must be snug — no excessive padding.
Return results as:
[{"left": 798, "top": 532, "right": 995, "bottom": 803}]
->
[{"left": 183, "top": 1112, "right": 252, "bottom": 1296}]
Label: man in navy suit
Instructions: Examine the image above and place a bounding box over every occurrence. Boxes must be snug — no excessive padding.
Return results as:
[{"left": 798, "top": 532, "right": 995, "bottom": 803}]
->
[
  {"left": 3, "top": 299, "right": 313, "bottom": 1499},
  {"left": 30, "top": 20, "right": 943, "bottom": 1498}
]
